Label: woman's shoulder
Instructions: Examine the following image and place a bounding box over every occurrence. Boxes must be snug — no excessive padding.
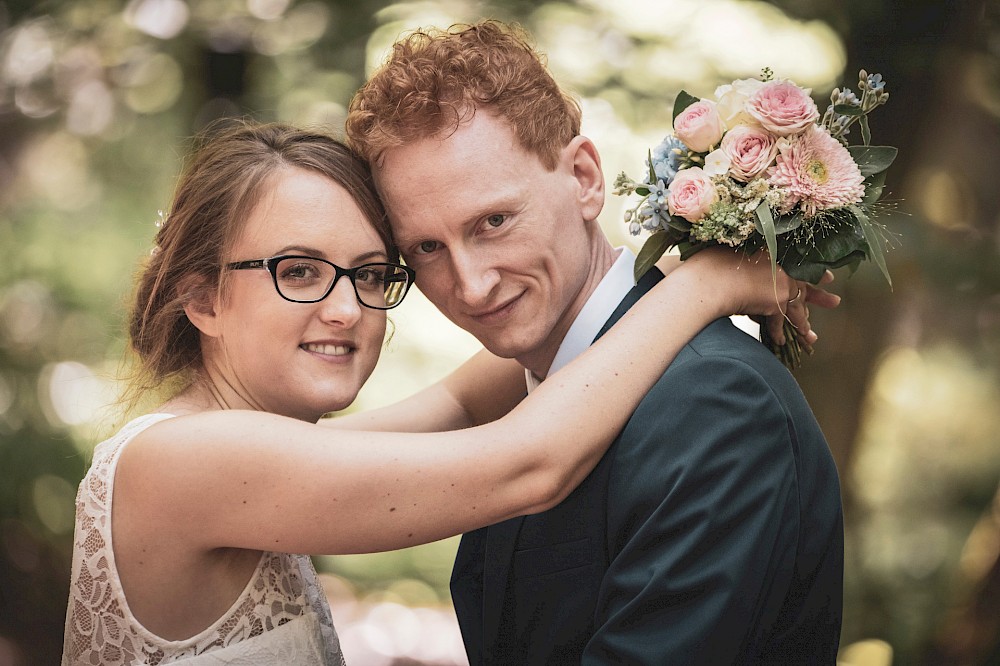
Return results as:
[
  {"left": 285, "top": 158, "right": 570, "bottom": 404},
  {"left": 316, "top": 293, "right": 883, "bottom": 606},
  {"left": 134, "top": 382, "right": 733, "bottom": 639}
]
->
[{"left": 96, "top": 412, "right": 177, "bottom": 451}]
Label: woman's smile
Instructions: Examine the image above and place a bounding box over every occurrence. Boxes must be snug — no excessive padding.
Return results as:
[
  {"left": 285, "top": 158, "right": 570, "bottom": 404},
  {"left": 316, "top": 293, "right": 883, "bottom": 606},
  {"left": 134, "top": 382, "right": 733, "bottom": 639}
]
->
[{"left": 301, "top": 342, "right": 355, "bottom": 359}]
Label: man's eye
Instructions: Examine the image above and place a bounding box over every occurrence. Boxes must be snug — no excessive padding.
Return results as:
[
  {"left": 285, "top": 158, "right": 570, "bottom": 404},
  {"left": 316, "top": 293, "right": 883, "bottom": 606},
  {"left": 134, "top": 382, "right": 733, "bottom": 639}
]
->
[
  {"left": 485, "top": 214, "right": 505, "bottom": 228},
  {"left": 415, "top": 240, "right": 439, "bottom": 254}
]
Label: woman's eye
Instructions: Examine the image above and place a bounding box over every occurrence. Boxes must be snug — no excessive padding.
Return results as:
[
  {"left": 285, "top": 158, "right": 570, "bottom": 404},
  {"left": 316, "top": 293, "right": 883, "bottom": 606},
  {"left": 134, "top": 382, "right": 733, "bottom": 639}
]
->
[
  {"left": 354, "top": 267, "right": 383, "bottom": 287},
  {"left": 282, "top": 264, "right": 317, "bottom": 280},
  {"left": 485, "top": 214, "right": 505, "bottom": 228}
]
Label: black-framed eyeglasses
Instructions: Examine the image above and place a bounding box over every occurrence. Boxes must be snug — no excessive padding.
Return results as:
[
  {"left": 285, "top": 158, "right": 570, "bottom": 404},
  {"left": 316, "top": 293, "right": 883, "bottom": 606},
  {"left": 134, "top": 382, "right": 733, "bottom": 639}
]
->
[{"left": 226, "top": 255, "right": 415, "bottom": 310}]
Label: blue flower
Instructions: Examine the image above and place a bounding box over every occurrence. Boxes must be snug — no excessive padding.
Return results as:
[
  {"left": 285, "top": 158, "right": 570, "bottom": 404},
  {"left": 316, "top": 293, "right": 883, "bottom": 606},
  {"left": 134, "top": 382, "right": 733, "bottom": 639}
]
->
[
  {"left": 835, "top": 88, "right": 860, "bottom": 107},
  {"left": 639, "top": 202, "right": 661, "bottom": 219},
  {"left": 866, "top": 73, "right": 885, "bottom": 93},
  {"left": 647, "top": 135, "right": 686, "bottom": 185},
  {"left": 646, "top": 179, "right": 668, "bottom": 206}
]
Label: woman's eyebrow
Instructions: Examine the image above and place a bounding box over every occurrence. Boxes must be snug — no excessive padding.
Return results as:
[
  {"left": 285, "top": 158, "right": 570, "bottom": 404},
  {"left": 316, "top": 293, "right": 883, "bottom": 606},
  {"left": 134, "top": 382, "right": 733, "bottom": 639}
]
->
[
  {"left": 352, "top": 249, "right": 389, "bottom": 263},
  {"left": 269, "top": 246, "right": 388, "bottom": 264}
]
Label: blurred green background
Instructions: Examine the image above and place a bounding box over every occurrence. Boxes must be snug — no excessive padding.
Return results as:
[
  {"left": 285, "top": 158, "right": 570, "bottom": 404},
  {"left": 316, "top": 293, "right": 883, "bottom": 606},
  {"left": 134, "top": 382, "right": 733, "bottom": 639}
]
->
[{"left": 1, "top": 0, "right": 998, "bottom": 664}]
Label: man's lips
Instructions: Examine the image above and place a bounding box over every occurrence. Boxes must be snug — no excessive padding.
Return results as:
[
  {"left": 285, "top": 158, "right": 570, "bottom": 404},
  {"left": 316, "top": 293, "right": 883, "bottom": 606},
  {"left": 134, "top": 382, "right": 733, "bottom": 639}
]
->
[{"left": 467, "top": 292, "right": 524, "bottom": 324}]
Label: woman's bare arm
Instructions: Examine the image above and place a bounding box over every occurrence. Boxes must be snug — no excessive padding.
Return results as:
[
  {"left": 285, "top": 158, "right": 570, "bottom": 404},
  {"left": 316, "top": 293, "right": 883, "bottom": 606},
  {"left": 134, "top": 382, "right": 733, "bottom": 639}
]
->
[
  {"left": 324, "top": 350, "right": 526, "bottom": 433},
  {"left": 116, "top": 248, "right": 808, "bottom": 556},
  {"left": 329, "top": 250, "right": 837, "bottom": 433}
]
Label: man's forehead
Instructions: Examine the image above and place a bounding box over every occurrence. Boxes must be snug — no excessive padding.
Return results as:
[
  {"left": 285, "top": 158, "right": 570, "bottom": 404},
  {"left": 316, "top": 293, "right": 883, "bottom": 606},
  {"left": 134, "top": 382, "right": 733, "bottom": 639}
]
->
[{"left": 377, "top": 109, "right": 523, "bottom": 169}]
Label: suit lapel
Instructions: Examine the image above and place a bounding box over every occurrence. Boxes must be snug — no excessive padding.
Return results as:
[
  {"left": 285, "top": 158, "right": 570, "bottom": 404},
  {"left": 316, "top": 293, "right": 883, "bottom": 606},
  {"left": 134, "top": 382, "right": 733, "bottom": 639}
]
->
[
  {"left": 482, "top": 515, "right": 524, "bottom": 654},
  {"left": 475, "top": 266, "right": 662, "bottom": 658},
  {"left": 594, "top": 267, "right": 664, "bottom": 341}
]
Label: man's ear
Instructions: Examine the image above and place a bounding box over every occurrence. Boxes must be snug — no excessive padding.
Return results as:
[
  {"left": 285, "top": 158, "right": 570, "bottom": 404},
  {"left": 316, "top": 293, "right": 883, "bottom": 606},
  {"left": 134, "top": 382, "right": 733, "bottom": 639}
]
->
[
  {"left": 564, "top": 135, "right": 605, "bottom": 222},
  {"left": 180, "top": 274, "right": 221, "bottom": 339}
]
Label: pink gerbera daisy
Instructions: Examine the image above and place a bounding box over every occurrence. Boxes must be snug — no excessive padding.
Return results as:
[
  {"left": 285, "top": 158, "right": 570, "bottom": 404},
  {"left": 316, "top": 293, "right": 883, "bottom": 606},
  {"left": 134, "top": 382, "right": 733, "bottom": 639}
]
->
[{"left": 767, "top": 125, "right": 865, "bottom": 217}]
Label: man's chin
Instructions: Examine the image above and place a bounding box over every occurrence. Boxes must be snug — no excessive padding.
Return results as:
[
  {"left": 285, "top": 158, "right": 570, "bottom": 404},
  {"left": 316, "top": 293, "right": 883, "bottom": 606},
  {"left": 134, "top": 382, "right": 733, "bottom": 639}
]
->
[{"left": 476, "top": 333, "right": 547, "bottom": 365}]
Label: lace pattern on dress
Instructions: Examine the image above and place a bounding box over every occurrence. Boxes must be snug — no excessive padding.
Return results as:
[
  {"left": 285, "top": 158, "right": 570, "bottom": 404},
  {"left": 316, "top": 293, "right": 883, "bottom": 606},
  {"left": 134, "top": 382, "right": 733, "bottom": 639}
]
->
[{"left": 61, "top": 414, "right": 346, "bottom": 665}]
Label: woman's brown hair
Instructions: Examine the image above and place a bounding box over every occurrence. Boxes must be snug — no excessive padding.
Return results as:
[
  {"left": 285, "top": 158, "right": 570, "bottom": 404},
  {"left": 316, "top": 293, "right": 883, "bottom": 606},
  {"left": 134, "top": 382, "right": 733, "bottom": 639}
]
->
[{"left": 123, "top": 121, "right": 393, "bottom": 407}]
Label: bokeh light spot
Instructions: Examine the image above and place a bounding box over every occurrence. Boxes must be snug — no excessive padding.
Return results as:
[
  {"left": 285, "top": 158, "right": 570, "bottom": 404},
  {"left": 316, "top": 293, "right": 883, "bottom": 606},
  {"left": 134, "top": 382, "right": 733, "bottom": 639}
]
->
[
  {"left": 122, "top": 52, "right": 184, "bottom": 114},
  {"left": 32, "top": 474, "right": 76, "bottom": 535},
  {"left": 41, "top": 360, "right": 116, "bottom": 427},
  {"left": 125, "top": 0, "right": 190, "bottom": 40},
  {"left": 2, "top": 19, "right": 55, "bottom": 85}
]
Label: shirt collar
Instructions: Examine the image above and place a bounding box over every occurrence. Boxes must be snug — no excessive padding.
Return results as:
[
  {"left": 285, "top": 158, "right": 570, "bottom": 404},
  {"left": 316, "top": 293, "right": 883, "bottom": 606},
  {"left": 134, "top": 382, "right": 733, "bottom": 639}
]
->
[{"left": 525, "top": 247, "right": 637, "bottom": 392}]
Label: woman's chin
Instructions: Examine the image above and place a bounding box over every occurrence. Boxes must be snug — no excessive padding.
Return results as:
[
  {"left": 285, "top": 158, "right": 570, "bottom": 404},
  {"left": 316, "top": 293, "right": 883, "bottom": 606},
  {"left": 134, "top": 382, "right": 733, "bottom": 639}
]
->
[{"left": 311, "top": 395, "right": 360, "bottom": 420}]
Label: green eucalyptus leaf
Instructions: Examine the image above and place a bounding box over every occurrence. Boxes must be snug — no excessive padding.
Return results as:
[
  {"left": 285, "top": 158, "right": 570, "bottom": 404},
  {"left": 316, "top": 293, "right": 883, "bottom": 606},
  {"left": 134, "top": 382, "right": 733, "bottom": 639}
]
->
[
  {"left": 647, "top": 149, "right": 657, "bottom": 184},
  {"left": 828, "top": 249, "right": 868, "bottom": 271},
  {"left": 774, "top": 212, "right": 804, "bottom": 234},
  {"left": 663, "top": 214, "right": 692, "bottom": 233},
  {"left": 678, "top": 241, "right": 711, "bottom": 260},
  {"left": 834, "top": 104, "right": 864, "bottom": 116},
  {"left": 862, "top": 169, "right": 888, "bottom": 206},
  {"left": 635, "top": 186, "right": 650, "bottom": 196},
  {"left": 754, "top": 201, "right": 778, "bottom": 283},
  {"left": 633, "top": 231, "right": 672, "bottom": 283},
  {"left": 782, "top": 259, "right": 829, "bottom": 284},
  {"left": 804, "top": 224, "right": 866, "bottom": 263},
  {"left": 672, "top": 91, "right": 701, "bottom": 123},
  {"left": 851, "top": 204, "right": 892, "bottom": 288},
  {"left": 837, "top": 250, "right": 866, "bottom": 275},
  {"left": 848, "top": 145, "right": 898, "bottom": 176},
  {"left": 663, "top": 225, "right": 688, "bottom": 246},
  {"left": 860, "top": 113, "right": 871, "bottom": 146}
]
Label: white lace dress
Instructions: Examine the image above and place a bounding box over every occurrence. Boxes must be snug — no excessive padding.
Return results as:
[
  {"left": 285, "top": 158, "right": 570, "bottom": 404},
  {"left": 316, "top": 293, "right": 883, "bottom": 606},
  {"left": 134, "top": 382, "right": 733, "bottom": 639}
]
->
[{"left": 61, "top": 414, "right": 347, "bottom": 665}]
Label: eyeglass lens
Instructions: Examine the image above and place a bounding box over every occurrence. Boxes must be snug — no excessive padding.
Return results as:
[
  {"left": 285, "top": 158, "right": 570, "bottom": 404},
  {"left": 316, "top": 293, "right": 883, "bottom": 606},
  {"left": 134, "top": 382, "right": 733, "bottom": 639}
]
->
[{"left": 273, "top": 257, "right": 409, "bottom": 307}]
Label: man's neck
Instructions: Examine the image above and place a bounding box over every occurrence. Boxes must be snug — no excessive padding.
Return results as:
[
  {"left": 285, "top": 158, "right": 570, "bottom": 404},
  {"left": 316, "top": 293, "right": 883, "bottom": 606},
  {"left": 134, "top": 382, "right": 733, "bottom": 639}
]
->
[{"left": 517, "top": 235, "right": 618, "bottom": 379}]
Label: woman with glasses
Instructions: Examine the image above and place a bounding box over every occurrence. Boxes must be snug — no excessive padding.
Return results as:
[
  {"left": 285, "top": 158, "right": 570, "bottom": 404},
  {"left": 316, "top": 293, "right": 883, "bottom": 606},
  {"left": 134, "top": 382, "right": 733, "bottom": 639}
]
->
[{"left": 62, "top": 121, "right": 827, "bottom": 665}]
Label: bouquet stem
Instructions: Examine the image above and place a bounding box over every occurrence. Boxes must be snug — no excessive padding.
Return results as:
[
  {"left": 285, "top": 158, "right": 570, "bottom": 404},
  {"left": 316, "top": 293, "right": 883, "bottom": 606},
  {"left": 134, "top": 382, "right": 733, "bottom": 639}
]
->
[{"left": 760, "top": 319, "right": 812, "bottom": 370}]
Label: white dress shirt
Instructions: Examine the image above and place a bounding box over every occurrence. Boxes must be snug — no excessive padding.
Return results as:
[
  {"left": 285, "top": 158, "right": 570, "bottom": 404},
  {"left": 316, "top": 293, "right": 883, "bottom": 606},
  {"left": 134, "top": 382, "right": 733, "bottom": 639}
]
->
[{"left": 525, "top": 247, "right": 637, "bottom": 393}]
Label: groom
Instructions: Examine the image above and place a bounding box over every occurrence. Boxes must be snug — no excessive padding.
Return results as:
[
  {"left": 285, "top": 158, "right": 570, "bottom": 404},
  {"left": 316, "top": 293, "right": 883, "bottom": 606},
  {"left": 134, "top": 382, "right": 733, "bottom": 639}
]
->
[{"left": 346, "top": 20, "right": 844, "bottom": 664}]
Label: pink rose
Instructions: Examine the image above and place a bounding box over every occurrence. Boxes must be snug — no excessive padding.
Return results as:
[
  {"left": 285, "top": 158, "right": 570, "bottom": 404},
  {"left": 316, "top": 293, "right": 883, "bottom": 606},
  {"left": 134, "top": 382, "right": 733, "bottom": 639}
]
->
[
  {"left": 720, "top": 125, "right": 779, "bottom": 181},
  {"left": 673, "top": 100, "right": 725, "bottom": 153},
  {"left": 746, "top": 80, "right": 820, "bottom": 137},
  {"left": 667, "top": 167, "right": 717, "bottom": 222}
]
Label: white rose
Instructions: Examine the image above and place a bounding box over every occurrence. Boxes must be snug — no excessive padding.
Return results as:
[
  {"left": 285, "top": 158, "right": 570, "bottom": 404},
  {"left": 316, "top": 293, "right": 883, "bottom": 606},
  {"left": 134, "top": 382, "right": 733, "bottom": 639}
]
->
[{"left": 715, "top": 78, "right": 766, "bottom": 129}]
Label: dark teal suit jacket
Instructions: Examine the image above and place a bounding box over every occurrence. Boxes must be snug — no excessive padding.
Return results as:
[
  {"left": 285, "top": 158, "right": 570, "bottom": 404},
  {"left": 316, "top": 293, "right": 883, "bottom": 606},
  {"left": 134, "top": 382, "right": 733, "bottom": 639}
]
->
[{"left": 450, "top": 269, "right": 844, "bottom": 664}]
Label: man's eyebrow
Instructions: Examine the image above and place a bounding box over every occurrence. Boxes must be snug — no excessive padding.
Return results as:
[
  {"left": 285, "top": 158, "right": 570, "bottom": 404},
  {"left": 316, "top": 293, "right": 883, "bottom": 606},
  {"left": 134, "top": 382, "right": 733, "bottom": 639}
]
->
[{"left": 390, "top": 231, "right": 425, "bottom": 247}]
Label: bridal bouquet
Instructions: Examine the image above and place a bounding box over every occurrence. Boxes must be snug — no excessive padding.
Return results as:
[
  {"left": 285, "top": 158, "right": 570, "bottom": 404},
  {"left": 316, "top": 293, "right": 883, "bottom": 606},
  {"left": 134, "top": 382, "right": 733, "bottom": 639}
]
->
[{"left": 614, "top": 68, "right": 897, "bottom": 369}]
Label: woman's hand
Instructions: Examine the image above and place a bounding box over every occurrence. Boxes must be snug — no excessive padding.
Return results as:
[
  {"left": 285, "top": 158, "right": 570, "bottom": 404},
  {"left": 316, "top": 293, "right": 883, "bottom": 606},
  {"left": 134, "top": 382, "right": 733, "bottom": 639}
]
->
[
  {"left": 770, "top": 269, "right": 840, "bottom": 348},
  {"left": 672, "top": 247, "right": 842, "bottom": 347}
]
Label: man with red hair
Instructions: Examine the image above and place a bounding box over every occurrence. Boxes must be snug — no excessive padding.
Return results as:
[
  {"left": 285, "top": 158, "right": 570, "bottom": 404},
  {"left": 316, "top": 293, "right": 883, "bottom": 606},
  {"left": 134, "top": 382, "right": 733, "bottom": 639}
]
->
[{"left": 347, "top": 20, "right": 844, "bottom": 664}]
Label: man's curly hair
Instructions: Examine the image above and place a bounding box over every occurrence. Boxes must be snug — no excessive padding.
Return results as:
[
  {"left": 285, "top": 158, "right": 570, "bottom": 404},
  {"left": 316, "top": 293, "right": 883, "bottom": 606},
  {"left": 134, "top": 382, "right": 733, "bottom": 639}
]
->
[{"left": 346, "top": 20, "right": 581, "bottom": 170}]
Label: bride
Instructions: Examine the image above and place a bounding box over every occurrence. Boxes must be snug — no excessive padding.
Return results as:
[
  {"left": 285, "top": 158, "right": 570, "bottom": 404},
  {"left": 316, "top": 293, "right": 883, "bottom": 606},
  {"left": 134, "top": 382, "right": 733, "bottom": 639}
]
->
[{"left": 61, "top": 121, "right": 826, "bottom": 664}]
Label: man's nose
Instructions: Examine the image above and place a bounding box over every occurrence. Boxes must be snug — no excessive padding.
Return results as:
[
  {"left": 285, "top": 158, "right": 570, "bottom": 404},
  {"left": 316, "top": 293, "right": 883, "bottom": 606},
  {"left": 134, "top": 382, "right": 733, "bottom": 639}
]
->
[{"left": 450, "top": 249, "right": 501, "bottom": 309}]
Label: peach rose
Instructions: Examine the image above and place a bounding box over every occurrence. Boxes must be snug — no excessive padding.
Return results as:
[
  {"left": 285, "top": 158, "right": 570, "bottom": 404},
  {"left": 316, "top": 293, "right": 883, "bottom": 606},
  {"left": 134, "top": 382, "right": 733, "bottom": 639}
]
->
[
  {"left": 720, "top": 125, "right": 779, "bottom": 181},
  {"left": 673, "top": 100, "right": 725, "bottom": 153},
  {"left": 667, "top": 167, "right": 717, "bottom": 222},
  {"left": 746, "top": 80, "right": 820, "bottom": 137}
]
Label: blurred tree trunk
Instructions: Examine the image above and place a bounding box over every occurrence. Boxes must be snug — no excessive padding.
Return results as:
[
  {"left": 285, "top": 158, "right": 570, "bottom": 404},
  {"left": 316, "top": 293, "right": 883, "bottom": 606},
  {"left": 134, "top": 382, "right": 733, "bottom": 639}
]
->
[
  {"left": 779, "top": 0, "right": 996, "bottom": 479},
  {"left": 774, "top": 0, "right": 1000, "bottom": 660},
  {"left": 924, "top": 483, "right": 1000, "bottom": 665}
]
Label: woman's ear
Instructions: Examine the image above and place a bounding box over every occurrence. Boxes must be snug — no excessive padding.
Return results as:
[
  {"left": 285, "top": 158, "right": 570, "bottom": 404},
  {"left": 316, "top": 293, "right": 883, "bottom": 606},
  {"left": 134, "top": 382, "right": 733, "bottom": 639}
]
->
[
  {"left": 564, "top": 135, "right": 605, "bottom": 222},
  {"left": 180, "top": 274, "right": 221, "bottom": 338}
]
